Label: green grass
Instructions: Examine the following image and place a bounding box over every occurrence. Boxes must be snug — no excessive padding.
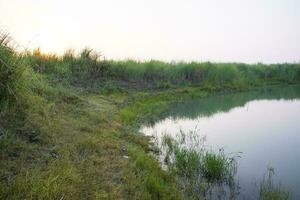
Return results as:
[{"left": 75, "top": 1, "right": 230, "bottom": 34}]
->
[
  {"left": 0, "top": 32, "right": 29, "bottom": 132},
  {"left": 121, "top": 145, "right": 182, "bottom": 200},
  {"left": 1, "top": 32, "right": 298, "bottom": 199},
  {"left": 106, "top": 60, "right": 300, "bottom": 89},
  {"left": 160, "top": 133, "right": 238, "bottom": 199},
  {"left": 259, "top": 168, "right": 290, "bottom": 200},
  {"left": 23, "top": 47, "right": 300, "bottom": 91}
]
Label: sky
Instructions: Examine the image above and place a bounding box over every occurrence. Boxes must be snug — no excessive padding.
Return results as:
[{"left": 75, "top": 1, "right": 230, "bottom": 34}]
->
[{"left": 0, "top": 0, "right": 299, "bottom": 63}]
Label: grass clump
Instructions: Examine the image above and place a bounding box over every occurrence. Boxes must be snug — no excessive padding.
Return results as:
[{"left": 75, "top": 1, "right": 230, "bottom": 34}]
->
[
  {"left": 202, "top": 150, "right": 235, "bottom": 184},
  {"left": 161, "top": 132, "right": 238, "bottom": 199},
  {"left": 259, "top": 168, "right": 290, "bottom": 200}
]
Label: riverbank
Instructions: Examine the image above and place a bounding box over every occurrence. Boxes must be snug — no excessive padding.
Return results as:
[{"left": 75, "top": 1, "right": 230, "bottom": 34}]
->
[
  {"left": 1, "top": 83, "right": 294, "bottom": 199},
  {"left": 1, "top": 34, "right": 298, "bottom": 199}
]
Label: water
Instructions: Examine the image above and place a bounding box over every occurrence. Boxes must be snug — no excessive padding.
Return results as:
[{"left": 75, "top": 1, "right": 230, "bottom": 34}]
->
[{"left": 140, "top": 85, "right": 300, "bottom": 199}]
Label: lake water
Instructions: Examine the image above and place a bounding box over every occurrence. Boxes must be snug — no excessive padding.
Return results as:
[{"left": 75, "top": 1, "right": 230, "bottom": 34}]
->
[{"left": 140, "top": 85, "right": 300, "bottom": 199}]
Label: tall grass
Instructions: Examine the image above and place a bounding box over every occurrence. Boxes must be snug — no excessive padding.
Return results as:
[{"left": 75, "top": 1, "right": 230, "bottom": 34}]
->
[
  {"left": 161, "top": 131, "right": 238, "bottom": 199},
  {"left": 105, "top": 60, "right": 300, "bottom": 89},
  {"left": 24, "top": 48, "right": 109, "bottom": 87},
  {"left": 259, "top": 168, "right": 289, "bottom": 200},
  {"left": 0, "top": 32, "right": 25, "bottom": 110},
  {"left": 23, "top": 48, "right": 300, "bottom": 90},
  {"left": 0, "top": 32, "right": 34, "bottom": 143}
]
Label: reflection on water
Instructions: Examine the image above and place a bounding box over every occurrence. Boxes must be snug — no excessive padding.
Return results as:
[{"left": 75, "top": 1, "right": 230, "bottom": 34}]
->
[{"left": 140, "top": 85, "right": 300, "bottom": 199}]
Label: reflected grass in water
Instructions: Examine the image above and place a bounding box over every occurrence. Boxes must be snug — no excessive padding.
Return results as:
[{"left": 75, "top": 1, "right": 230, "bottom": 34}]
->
[{"left": 162, "top": 85, "right": 300, "bottom": 120}]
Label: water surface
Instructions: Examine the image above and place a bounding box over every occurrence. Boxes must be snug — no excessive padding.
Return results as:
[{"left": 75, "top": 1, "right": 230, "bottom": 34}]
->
[{"left": 141, "top": 85, "right": 300, "bottom": 199}]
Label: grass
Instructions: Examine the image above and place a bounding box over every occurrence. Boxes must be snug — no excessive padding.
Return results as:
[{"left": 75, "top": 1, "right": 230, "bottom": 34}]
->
[
  {"left": 160, "top": 132, "right": 238, "bottom": 199},
  {"left": 0, "top": 32, "right": 28, "bottom": 132},
  {"left": 0, "top": 89, "right": 124, "bottom": 199},
  {"left": 1, "top": 31, "right": 299, "bottom": 199},
  {"left": 259, "top": 168, "right": 290, "bottom": 200},
  {"left": 106, "top": 60, "right": 300, "bottom": 89},
  {"left": 23, "top": 46, "right": 300, "bottom": 91}
]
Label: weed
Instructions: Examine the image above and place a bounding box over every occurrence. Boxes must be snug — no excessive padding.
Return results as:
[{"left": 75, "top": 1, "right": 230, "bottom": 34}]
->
[
  {"left": 161, "top": 131, "right": 238, "bottom": 199},
  {"left": 259, "top": 168, "right": 290, "bottom": 200}
]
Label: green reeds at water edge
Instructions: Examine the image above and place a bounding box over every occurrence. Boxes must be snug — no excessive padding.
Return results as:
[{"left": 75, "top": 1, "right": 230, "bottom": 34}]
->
[
  {"left": 259, "top": 168, "right": 290, "bottom": 200},
  {"left": 157, "top": 130, "right": 290, "bottom": 200},
  {"left": 160, "top": 131, "right": 239, "bottom": 199}
]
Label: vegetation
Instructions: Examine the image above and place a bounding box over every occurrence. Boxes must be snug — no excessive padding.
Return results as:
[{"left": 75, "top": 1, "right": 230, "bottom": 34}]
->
[
  {"left": 0, "top": 32, "right": 298, "bottom": 199},
  {"left": 259, "top": 168, "right": 290, "bottom": 200},
  {"left": 161, "top": 84, "right": 300, "bottom": 120},
  {"left": 22, "top": 45, "right": 300, "bottom": 91},
  {"left": 106, "top": 60, "right": 300, "bottom": 90},
  {"left": 161, "top": 132, "right": 238, "bottom": 199}
]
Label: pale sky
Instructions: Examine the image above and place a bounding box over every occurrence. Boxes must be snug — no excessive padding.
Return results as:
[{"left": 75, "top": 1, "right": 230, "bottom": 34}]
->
[{"left": 0, "top": 0, "right": 299, "bottom": 63}]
